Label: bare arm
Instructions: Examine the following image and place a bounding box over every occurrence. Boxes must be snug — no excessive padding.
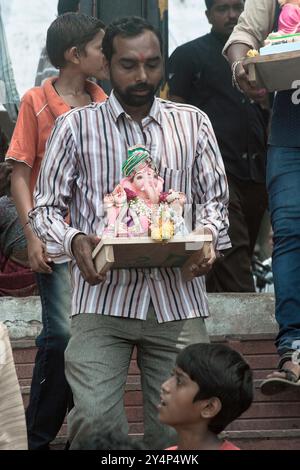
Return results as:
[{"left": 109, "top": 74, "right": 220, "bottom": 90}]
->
[
  {"left": 11, "top": 162, "right": 52, "bottom": 273},
  {"left": 226, "top": 43, "right": 251, "bottom": 66},
  {"left": 224, "top": 0, "right": 275, "bottom": 103},
  {"left": 226, "top": 43, "right": 268, "bottom": 103}
]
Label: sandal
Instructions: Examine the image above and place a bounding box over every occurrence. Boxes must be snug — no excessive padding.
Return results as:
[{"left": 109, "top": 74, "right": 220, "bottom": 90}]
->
[{"left": 261, "top": 368, "right": 300, "bottom": 395}]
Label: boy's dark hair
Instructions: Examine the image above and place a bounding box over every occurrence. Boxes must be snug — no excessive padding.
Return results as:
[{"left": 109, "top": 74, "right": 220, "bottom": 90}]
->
[
  {"left": 57, "top": 0, "right": 80, "bottom": 16},
  {"left": 102, "top": 16, "right": 163, "bottom": 63},
  {"left": 46, "top": 12, "right": 105, "bottom": 69},
  {"left": 205, "top": 0, "right": 215, "bottom": 10},
  {"left": 176, "top": 343, "right": 253, "bottom": 434}
]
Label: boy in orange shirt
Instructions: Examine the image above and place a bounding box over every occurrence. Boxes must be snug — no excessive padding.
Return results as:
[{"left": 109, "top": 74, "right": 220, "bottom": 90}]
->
[
  {"left": 6, "top": 12, "right": 107, "bottom": 450},
  {"left": 159, "top": 343, "right": 253, "bottom": 450}
]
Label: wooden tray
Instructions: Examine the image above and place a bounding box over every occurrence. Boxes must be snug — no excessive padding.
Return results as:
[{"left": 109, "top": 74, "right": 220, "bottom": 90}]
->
[
  {"left": 244, "top": 50, "right": 300, "bottom": 92},
  {"left": 92, "top": 234, "right": 212, "bottom": 275}
]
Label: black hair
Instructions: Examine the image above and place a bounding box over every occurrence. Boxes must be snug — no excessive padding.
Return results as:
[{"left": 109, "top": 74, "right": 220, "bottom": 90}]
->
[
  {"left": 57, "top": 0, "right": 80, "bottom": 16},
  {"left": 0, "top": 161, "right": 13, "bottom": 196},
  {"left": 205, "top": 0, "right": 245, "bottom": 11},
  {"left": 0, "top": 128, "right": 9, "bottom": 163},
  {"left": 102, "top": 16, "right": 163, "bottom": 63},
  {"left": 176, "top": 343, "right": 253, "bottom": 434},
  {"left": 46, "top": 12, "right": 105, "bottom": 69},
  {"left": 205, "top": 0, "right": 215, "bottom": 10}
]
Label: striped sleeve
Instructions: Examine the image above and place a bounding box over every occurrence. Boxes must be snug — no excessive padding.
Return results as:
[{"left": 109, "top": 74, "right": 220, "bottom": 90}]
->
[
  {"left": 192, "top": 112, "right": 231, "bottom": 251},
  {"left": 29, "top": 114, "right": 82, "bottom": 262}
]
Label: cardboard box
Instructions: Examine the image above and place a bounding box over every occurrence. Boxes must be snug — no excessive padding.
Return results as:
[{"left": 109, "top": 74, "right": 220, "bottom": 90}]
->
[
  {"left": 92, "top": 234, "right": 212, "bottom": 275},
  {"left": 244, "top": 50, "right": 300, "bottom": 92}
]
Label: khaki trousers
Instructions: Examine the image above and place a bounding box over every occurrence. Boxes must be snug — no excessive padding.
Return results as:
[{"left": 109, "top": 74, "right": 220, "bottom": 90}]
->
[{"left": 65, "top": 304, "right": 209, "bottom": 450}]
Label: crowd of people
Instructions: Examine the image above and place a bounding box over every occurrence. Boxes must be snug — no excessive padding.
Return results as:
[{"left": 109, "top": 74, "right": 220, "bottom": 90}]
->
[{"left": 0, "top": 0, "right": 299, "bottom": 451}]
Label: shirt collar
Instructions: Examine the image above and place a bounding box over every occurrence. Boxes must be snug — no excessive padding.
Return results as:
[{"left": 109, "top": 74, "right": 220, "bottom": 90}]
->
[
  {"left": 43, "top": 78, "right": 107, "bottom": 119},
  {"left": 210, "top": 29, "right": 229, "bottom": 46},
  {"left": 107, "top": 90, "right": 162, "bottom": 126},
  {"left": 43, "top": 77, "right": 70, "bottom": 118}
]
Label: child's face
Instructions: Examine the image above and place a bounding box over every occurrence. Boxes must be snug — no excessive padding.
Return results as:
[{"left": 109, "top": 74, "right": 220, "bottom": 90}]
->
[
  {"left": 158, "top": 366, "right": 201, "bottom": 427},
  {"left": 78, "top": 30, "right": 106, "bottom": 81}
]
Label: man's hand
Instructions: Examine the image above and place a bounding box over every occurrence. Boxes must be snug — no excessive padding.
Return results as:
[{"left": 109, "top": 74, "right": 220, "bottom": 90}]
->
[
  {"left": 72, "top": 234, "right": 106, "bottom": 285},
  {"left": 188, "top": 240, "right": 216, "bottom": 278},
  {"left": 25, "top": 228, "right": 52, "bottom": 273},
  {"left": 181, "top": 227, "right": 217, "bottom": 281},
  {"left": 235, "top": 61, "right": 267, "bottom": 104},
  {"left": 227, "top": 44, "right": 267, "bottom": 104}
]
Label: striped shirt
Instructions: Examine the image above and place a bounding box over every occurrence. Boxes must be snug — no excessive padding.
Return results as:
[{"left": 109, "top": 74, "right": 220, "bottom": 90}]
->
[{"left": 30, "top": 91, "right": 230, "bottom": 322}]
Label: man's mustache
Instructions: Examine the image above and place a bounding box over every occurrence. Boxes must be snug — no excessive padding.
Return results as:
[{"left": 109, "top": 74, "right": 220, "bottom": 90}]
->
[
  {"left": 225, "top": 22, "right": 237, "bottom": 28},
  {"left": 128, "top": 84, "right": 154, "bottom": 93}
]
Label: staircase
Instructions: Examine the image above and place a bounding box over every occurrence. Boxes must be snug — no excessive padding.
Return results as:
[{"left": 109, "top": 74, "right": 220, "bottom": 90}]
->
[{"left": 3, "top": 294, "right": 300, "bottom": 450}]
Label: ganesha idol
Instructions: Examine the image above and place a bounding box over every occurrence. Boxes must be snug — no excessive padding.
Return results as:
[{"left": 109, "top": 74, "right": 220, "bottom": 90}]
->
[
  {"left": 278, "top": 0, "right": 300, "bottom": 35},
  {"left": 264, "top": 0, "right": 300, "bottom": 45},
  {"left": 103, "top": 145, "right": 188, "bottom": 241}
]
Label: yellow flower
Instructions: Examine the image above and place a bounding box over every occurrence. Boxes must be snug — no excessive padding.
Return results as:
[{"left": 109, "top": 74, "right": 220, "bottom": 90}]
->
[
  {"left": 246, "top": 49, "right": 259, "bottom": 58},
  {"left": 151, "top": 226, "right": 162, "bottom": 241},
  {"left": 161, "top": 220, "right": 174, "bottom": 240}
]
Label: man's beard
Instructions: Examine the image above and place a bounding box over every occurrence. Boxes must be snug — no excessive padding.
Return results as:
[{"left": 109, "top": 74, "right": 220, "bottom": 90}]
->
[{"left": 113, "top": 82, "right": 159, "bottom": 107}]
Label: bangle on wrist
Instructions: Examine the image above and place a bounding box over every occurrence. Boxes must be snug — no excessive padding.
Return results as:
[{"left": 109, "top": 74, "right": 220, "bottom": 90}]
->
[{"left": 231, "top": 60, "right": 244, "bottom": 94}]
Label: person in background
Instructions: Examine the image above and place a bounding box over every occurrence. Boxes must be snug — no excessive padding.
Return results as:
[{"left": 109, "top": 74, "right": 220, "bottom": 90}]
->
[
  {"left": 6, "top": 12, "right": 107, "bottom": 449},
  {"left": 29, "top": 16, "right": 230, "bottom": 450},
  {"left": 223, "top": 0, "right": 300, "bottom": 395},
  {"left": 0, "top": 162, "right": 37, "bottom": 296},
  {"left": 168, "top": 0, "right": 268, "bottom": 293},
  {"left": 34, "top": 0, "right": 80, "bottom": 87},
  {"left": 159, "top": 343, "right": 253, "bottom": 450}
]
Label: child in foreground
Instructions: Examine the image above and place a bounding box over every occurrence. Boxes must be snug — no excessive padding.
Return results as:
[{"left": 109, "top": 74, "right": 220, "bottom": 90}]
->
[{"left": 158, "top": 343, "right": 253, "bottom": 450}]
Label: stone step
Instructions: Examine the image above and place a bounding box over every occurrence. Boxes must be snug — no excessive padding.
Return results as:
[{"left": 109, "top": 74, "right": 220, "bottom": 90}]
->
[
  {"left": 6, "top": 293, "right": 300, "bottom": 449},
  {"left": 14, "top": 335, "right": 300, "bottom": 450}
]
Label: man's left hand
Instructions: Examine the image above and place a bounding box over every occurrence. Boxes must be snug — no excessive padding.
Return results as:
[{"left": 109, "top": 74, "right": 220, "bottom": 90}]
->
[
  {"left": 181, "top": 227, "right": 216, "bottom": 280},
  {"left": 188, "top": 240, "right": 216, "bottom": 277},
  {"left": 72, "top": 234, "right": 106, "bottom": 285}
]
